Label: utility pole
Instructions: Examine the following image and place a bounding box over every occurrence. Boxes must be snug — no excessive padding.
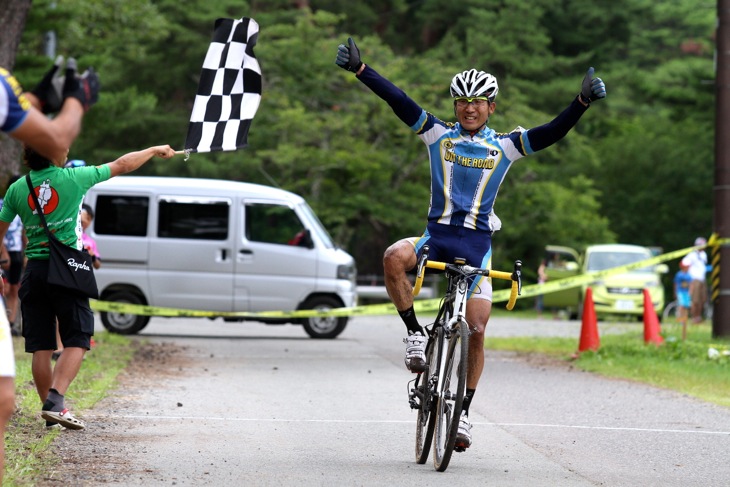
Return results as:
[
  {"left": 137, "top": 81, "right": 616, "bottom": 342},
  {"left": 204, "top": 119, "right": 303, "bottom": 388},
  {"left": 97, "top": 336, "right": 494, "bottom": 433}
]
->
[{"left": 714, "top": 0, "right": 730, "bottom": 337}]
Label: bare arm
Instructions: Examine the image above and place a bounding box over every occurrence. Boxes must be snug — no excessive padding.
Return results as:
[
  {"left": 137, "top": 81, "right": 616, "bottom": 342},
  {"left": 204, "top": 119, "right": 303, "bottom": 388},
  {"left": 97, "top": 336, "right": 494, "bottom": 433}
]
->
[
  {"left": 106, "top": 145, "right": 176, "bottom": 177},
  {"left": 10, "top": 97, "right": 83, "bottom": 165},
  {"left": 0, "top": 221, "right": 10, "bottom": 296}
]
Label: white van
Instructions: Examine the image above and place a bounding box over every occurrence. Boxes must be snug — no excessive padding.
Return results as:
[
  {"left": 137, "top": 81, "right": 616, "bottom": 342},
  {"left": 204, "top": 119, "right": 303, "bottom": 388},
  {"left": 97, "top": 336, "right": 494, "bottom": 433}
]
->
[{"left": 84, "top": 177, "right": 357, "bottom": 339}]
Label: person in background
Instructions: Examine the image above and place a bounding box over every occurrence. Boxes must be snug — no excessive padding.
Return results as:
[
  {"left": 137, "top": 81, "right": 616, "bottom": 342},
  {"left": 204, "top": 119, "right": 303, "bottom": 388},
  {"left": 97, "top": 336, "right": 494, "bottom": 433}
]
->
[
  {"left": 673, "top": 262, "right": 692, "bottom": 340},
  {"left": 536, "top": 259, "right": 548, "bottom": 318},
  {"left": 680, "top": 237, "right": 710, "bottom": 324},
  {"left": 1, "top": 175, "right": 25, "bottom": 335},
  {"left": 0, "top": 55, "right": 97, "bottom": 483},
  {"left": 80, "top": 203, "right": 101, "bottom": 269},
  {"left": 0, "top": 143, "right": 175, "bottom": 433}
]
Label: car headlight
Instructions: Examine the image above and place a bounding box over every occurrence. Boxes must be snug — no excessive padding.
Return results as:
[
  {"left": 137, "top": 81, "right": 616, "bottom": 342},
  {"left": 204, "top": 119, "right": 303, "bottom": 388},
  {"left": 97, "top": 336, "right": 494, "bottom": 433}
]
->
[{"left": 337, "top": 264, "right": 357, "bottom": 282}]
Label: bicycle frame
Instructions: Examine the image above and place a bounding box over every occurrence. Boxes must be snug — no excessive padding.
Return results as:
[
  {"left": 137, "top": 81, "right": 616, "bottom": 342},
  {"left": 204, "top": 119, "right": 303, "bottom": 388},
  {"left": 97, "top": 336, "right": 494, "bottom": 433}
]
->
[{"left": 409, "top": 246, "right": 522, "bottom": 471}]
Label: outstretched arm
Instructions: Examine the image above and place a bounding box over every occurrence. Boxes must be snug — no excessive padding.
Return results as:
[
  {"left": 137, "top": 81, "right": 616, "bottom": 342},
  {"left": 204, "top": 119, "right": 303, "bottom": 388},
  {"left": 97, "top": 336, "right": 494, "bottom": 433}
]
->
[
  {"left": 11, "top": 98, "right": 83, "bottom": 164},
  {"left": 107, "top": 145, "right": 176, "bottom": 177},
  {"left": 6, "top": 58, "right": 100, "bottom": 165},
  {"left": 335, "top": 37, "right": 421, "bottom": 126},
  {"left": 525, "top": 68, "right": 606, "bottom": 152}
]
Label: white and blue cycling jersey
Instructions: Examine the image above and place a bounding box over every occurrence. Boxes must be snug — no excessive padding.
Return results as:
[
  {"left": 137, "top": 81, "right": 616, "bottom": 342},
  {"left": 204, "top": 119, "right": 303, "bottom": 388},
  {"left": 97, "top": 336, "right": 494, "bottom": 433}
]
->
[
  {"left": 357, "top": 65, "right": 589, "bottom": 232},
  {"left": 0, "top": 67, "right": 30, "bottom": 134}
]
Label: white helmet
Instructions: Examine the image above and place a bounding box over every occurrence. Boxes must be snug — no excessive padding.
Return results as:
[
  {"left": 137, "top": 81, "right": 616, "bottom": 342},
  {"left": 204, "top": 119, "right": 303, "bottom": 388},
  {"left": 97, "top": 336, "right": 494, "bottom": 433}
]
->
[{"left": 450, "top": 69, "right": 499, "bottom": 100}]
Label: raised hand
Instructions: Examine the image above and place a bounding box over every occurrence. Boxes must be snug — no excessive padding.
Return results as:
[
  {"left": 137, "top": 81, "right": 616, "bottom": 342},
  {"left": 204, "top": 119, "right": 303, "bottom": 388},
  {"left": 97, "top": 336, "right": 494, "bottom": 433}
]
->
[
  {"left": 31, "top": 55, "right": 65, "bottom": 114},
  {"left": 335, "top": 37, "right": 363, "bottom": 73},
  {"left": 580, "top": 67, "right": 606, "bottom": 104},
  {"left": 62, "top": 59, "right": 100, "bottom": 112}
]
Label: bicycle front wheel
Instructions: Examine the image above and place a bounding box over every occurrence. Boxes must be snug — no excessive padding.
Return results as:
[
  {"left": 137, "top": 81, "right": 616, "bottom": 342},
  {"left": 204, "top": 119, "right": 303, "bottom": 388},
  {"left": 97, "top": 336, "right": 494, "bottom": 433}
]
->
[
  {"left": 415, "top": 329, "right": 439, "bottom": 464},
  {"left": 433, "top": 319, "right": 469, "bottom": 472}
]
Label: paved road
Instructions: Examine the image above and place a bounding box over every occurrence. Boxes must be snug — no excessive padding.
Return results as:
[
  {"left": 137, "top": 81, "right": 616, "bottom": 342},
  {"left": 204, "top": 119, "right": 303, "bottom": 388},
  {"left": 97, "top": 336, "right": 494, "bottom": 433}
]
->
[{"left": 44, "top": 315, "right": 730, "bottom": 486}]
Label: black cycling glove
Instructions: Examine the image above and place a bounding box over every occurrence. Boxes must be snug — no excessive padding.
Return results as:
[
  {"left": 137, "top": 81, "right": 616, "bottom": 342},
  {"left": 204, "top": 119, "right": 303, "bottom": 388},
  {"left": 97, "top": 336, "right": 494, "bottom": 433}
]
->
[
  {"left": 31, "top": 55, "right": 65, "bottom": 114},
  {"left": 335, "top": 37, "right": 363, "bottom": 73},
  {"left": 579, "top": 67, "right": 606, "bottom": 104},
  {"left": 62, "top": 58, "right": 100, "bottom": 112}
]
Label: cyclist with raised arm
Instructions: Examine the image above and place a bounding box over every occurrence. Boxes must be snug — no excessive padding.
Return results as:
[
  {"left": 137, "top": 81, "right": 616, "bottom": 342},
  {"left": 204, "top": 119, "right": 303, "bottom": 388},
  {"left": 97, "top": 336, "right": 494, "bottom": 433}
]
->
[{"left": 336, "top": 37, "right": 606, "bottom": 451}]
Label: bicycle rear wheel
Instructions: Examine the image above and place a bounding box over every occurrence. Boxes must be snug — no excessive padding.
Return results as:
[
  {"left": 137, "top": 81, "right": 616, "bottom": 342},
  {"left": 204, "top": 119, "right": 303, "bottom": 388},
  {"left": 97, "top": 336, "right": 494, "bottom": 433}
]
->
[
  {"left": 433, "top": 319, "right": 469, "bottom": 472},
  {"left": 415, "top": 328, "right": 439, "bottom": 464}
]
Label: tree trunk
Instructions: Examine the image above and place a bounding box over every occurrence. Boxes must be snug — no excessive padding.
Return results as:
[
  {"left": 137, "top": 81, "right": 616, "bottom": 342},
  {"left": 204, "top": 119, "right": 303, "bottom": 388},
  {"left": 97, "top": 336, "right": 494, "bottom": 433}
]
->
[{"left": 0, "top": 0, "right": 32, "bottom": 184}]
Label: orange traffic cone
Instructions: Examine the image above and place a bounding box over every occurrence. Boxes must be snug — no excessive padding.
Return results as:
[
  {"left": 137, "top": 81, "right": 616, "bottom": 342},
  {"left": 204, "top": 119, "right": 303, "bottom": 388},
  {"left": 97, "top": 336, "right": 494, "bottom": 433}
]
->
[
  {"left": 577, "top": 287, "right": 600, "bottom": 353},
  {"left": 643, "top": 288, "right": 663, "bottom": 345}
]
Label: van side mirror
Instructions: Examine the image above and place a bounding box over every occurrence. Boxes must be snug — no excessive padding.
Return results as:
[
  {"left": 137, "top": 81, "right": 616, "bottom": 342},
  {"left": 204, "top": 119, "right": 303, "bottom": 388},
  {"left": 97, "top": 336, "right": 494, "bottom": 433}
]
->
[{"left": 655, "top": 263, "right": 669, "bottom": 274}]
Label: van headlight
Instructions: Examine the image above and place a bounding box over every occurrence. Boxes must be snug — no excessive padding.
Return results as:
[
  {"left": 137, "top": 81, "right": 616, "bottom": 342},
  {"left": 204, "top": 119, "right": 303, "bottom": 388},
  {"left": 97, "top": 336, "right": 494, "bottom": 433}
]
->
[{"left": 337, "top": 264, "right": 357, "bottom": 283}]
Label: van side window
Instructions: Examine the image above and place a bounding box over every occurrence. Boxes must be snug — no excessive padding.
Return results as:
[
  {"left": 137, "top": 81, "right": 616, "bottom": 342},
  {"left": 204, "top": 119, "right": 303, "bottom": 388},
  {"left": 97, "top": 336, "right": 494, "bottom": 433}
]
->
[
  {"left": 158, "top": 201, "right": 229, "bottom": 240},
  {"left": 246, "top": 203, "right": 306, "bottom": 246},
  {"left": 94, "top": 195, "right": 149, "bottom": 236}
]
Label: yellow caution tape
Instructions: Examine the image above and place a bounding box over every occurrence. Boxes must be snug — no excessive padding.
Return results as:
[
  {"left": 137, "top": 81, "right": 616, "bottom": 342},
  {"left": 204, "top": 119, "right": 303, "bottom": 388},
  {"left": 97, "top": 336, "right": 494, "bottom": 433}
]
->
[{"left": 90, "top": 237, "right": 730, "bottom": 319}]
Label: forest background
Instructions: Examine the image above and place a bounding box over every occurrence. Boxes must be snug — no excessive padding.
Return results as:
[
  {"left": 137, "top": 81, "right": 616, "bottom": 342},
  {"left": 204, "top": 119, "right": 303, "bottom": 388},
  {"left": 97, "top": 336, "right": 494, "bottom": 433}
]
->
[{"left": 0, "top": 0, "right": 716, "bottom": 294}]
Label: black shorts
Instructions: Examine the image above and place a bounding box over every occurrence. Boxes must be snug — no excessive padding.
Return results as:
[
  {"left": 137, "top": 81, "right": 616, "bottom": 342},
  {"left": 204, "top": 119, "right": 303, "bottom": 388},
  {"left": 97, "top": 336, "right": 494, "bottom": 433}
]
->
[
  {"left": 18, "top": 260, "right": 95, "bottom": 353},
  {"left": 6, "top": 251, "right": 24, "bottom": 285}
]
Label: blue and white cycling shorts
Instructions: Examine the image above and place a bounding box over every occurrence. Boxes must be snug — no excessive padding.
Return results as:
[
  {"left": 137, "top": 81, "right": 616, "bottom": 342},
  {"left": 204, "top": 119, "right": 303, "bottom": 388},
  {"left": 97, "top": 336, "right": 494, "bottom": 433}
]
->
[{"left": 408, "top": 222, "right": 494, "bottom": 301}]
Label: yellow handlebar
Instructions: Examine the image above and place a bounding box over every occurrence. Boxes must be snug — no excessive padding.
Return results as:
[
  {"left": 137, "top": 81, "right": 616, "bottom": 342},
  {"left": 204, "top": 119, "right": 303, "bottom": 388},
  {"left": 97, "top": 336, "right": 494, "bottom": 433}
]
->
[{"left": 412, "top": 261, "right": 520, "bottom": 310}]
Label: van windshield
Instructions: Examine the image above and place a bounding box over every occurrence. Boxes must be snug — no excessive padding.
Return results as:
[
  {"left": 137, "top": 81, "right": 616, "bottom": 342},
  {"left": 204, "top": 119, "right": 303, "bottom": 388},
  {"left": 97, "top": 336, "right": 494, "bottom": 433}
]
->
[
  {"left": 300, "top": 203, "right": 335, "bottom": 249},
  {"left": 586, "top": 251, "right": 653, "bottom": 273}
]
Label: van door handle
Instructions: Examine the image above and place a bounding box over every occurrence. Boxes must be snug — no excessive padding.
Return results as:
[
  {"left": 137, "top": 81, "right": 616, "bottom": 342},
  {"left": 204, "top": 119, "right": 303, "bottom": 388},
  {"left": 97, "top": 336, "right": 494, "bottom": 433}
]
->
[{"left": 239, "top": 249, "right": 253, "bottom": 255}]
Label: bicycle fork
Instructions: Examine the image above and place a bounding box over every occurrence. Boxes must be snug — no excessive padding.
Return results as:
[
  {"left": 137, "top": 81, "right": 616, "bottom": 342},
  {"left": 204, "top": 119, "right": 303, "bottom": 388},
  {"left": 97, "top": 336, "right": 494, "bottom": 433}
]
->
[{"left": 436, "top": 283, "right": 468, "bottom": 403}]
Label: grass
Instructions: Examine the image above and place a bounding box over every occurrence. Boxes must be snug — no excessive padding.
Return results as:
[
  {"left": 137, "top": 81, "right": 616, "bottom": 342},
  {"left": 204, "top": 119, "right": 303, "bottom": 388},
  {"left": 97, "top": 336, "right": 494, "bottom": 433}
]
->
[
  {"left": 3, "top": 315, "right": 730, "bottom": 483},
  {"left": 486, "top": 320, "right": 730, "bottom": 408},
  {"left": 3, "top": 332, "right": 136, "bottom": 487}
]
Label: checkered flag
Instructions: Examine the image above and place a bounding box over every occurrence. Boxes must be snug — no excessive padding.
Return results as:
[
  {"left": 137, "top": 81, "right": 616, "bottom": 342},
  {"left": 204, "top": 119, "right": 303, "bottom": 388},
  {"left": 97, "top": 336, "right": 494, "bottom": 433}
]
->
[{"left": 184, "top": 17, "right": 262, "bottom": 154}]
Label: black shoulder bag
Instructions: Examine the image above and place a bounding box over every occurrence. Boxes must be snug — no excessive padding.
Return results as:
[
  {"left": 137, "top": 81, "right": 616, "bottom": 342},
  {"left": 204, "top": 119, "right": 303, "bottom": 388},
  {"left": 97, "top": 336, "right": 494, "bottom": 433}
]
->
[{"left": 26, "top": 175, "right": 99, "bottom": 299}]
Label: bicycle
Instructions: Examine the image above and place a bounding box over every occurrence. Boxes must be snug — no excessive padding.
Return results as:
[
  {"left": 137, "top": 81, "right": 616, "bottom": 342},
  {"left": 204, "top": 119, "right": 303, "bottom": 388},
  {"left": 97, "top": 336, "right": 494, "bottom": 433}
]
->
[
  {"left": 407, "top": 245, "right": 522, "bottom": 471},
  {"left": 662, "top": 298, "right": 713, "bottom": 322}
]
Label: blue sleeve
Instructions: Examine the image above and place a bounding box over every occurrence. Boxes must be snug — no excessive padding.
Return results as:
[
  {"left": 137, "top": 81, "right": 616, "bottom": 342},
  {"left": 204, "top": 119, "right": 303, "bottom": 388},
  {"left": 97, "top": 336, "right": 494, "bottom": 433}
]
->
[
  {"left": 1, "top": 68, "right": 30, "bottom": 133},
  {"left": 356, "top": 65, "right": 423, "bottom": 127},
  {"left": 525, "top": 98, "right": 589, "bottom": 152}
]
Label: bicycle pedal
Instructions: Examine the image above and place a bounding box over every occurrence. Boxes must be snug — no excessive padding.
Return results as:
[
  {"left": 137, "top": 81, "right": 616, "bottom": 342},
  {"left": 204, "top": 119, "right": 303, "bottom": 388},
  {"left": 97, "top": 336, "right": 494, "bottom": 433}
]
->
[{"left": 454, "top": 445, "right": 466, "bottom": 453}]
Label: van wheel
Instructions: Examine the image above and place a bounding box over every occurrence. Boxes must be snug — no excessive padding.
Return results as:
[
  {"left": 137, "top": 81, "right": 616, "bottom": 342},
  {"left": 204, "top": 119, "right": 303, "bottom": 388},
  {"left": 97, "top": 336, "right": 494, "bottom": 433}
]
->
[
  {"left": 300, "top": 296, "right": 348, "bottom": 339},
  {"left": 101, "top": 291, "right": 150, "bottom": 335}
]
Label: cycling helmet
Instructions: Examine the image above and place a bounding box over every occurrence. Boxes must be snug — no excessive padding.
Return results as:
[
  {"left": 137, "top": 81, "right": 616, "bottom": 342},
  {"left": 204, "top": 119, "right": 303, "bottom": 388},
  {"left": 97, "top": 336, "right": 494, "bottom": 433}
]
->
[{"left": 450, "top": 69, "right": 499, "bottom": 100}]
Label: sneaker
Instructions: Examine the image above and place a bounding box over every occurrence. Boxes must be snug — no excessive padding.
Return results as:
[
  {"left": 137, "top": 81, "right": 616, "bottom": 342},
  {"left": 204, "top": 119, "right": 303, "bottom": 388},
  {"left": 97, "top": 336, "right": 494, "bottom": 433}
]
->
[
  {"left": 403, "top": 332, "right": 426, "bottom": 373},
  {"left": 41, "top": 408, "right": 85, "bottom": 430},
  {"left": 454, "top": 412, "right": 472, "bottom": 450},
  {"left": 46, "top": 422, "right": 66, "bottom": 431}
]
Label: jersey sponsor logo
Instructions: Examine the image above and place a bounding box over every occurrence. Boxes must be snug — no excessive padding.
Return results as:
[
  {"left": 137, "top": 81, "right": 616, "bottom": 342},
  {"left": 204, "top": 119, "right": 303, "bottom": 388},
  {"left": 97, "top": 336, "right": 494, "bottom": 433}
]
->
[
  {"left": 27, "top": 179, "right": 60, "bottom": 215},
  {"left": 0, "top": 68, "right": 31, "bottom": 110},
  {"left": 441, "top": 139, "right": 499, "bottom": 169},
  {"left": 444, "top": 150, "right": 496, "bottom": 169}
]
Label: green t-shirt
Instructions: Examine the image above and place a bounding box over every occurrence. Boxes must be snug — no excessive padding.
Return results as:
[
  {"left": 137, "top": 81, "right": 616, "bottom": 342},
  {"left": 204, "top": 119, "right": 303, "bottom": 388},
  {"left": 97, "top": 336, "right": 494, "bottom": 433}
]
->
[{"left": 0, "top": 164, "right": 112, "bottom": 259}]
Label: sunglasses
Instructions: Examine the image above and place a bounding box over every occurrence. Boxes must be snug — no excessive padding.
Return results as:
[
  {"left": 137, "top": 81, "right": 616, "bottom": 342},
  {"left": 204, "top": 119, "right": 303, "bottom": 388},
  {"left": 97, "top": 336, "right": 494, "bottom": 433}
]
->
[{"left": 454, "top": 97, "right": 491, "bottom": 108}]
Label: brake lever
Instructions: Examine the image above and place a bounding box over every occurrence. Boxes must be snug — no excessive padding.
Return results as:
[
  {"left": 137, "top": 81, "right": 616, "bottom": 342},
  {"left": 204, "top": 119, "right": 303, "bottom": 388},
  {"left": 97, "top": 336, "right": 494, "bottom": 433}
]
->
[{"left": 513, "top": 260, "right": 523, "bottom": 295}]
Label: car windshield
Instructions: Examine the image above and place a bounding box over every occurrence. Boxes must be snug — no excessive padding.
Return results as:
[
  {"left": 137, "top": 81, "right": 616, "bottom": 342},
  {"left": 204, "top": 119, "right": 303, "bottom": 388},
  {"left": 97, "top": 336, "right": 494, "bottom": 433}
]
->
[
  {"left": 586, "top": 251, "right": 653, "bottom": 273},
  {"left": 299, "top": 202, "right": 336, "bottom": 249}
]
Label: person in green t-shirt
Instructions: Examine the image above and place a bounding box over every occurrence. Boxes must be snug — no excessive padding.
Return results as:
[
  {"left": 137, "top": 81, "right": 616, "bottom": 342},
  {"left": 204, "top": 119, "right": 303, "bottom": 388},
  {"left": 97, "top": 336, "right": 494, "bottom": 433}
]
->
[
  {"left": 0, "top": 56, "right": 98, "bottom": 481},
  {"left": 0, "top": 143, "right": 174, "bottom": 431}
]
